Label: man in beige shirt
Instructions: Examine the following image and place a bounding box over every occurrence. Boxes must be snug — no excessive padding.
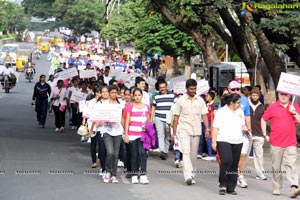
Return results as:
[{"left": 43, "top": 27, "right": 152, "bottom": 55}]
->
[{"left": 173, "top": 79, "right": 209, "bottom": 185}]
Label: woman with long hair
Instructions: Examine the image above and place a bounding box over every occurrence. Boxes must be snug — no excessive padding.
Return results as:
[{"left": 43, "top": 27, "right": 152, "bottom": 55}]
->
[{"left": 124, "top": 88, "right": 151, "bottom": 184}]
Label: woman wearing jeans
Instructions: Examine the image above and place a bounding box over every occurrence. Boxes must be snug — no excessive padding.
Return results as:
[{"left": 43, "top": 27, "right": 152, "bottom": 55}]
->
[
  {"left": 101, "top": 85, "right": 123, "bottom": 184},
  {"left": 212, "top": 93, "right": 247, "bottom": 195},
  {"left": 124, "top": 88, "right": 151, "bottom": 184}
]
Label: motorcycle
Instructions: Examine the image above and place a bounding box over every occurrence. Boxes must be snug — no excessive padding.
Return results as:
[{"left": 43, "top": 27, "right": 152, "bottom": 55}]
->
[
  {"left": 25, "top": 66, "right": 34, "bottom": 83},
  {"left": 33, "top": 49, "right": 42, "bottom": 60},
  {"left": 1, "top": 74, "right": 16, "bottom": 93}
]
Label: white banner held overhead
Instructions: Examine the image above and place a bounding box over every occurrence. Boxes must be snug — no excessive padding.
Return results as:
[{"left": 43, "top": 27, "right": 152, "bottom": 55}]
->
[
  {"left": 197, "top": 79, "right": 210, "bottom": 95},
  {"left": 277, "top": 72, "right": 300, "bottom": 97},
  {"left": 79, "top": 70, "right": 97, "bottom": 79},
  {"left": 173, "top": 81, "right": 186, "bottom": 94},
  {"left": 57, "top": 67, "right": 78, "bottom": 80}
]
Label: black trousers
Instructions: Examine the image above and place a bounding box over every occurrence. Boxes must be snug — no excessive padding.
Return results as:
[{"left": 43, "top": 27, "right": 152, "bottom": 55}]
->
[
  {"left": 217, "top": 142, "right": 243, "bottom": 192},
  {"left": 52, "top": 105, "right": 66, "bottom": 128},
  {"left": 96, "top": 132, "right": 107, "bottom": 172}
]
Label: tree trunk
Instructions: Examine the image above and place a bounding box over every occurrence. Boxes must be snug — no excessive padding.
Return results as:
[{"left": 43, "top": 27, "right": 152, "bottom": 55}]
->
[
  {"left": 184, "top": 51, "right": 191, "bottom": 80},
  {"left": 173, "top": 56, "right": 180, "bottom": 75}
]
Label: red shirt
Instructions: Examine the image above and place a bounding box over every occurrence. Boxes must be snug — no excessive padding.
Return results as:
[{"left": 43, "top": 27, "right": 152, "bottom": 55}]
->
[{"left": 262, "top": 101, "right": 300, "bottom": 147}]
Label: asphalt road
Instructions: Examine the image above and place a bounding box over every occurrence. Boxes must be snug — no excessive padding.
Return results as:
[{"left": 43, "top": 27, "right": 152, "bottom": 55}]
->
[{"left": 0, "top": 42, "right": 299, "bottom": 200}]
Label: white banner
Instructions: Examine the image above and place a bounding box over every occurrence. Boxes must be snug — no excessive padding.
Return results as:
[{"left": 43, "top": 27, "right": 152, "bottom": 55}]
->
[
  {"left": 173, "top": 81, "right": 186, "bottom": 94},
  {"left": 70, "top": 91, "right": 86, "bottom": 103},
  {"left": 89, "top": 104, "right": 123, "bottom": 123},
  {"left": 197, "top": 79, "right": 210, "bottom": 95},
  {"left": 80, "top": 70, "right": 97, "bottom": 79},
  {"left": 277, "top": 72, "right": 300, "bottom": 96},
  {"left": 57, "top": 67, "right": 78, "bottom": 80}
]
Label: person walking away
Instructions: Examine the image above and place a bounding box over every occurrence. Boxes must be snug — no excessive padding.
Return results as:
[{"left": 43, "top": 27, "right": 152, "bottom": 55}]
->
[
  {"left": 52, "top": 80, "right": 68, "bottom": 132},
  {"left": 249, "top": 87, "right": 267, "bottom": 180},
  {"left": 32, "top": 74, "right": 51, "bottom": 128},
  {"left": 124, "top": 88, "right": 151, "bottom": 184},
  {"left": 151, "top": 80, "right": 176, "bottom": 160},
  {"left": 212, "top": 93, "right": 245, "bottom": 195},
  {"left": 261, "top": 92, "right": 300, "bottom": 197},
  {"left": 172, "top": 79, "right": 209, "bottom": 185}
]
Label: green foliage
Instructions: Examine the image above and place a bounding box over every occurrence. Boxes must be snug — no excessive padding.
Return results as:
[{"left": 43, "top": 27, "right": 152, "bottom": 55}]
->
[
  {"left": 22, "top": 0, "right": 55, "bottom": 19},
  {"left": 101, "top": 0, "right": 201, "bottom": 57},
  {"left": 0, "top": 1, "right": 29, "bottom": 34},
  {"left": 61, "top": 0, "right": 105, "bottom": 34}
]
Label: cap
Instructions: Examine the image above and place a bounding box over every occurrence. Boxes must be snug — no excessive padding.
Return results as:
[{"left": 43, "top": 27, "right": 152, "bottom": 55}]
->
[
  {"left": 251, "top": 87, "right": 260, "bottom": 95},
  {"left": 228, "top": 80, "right": 241, "bottom": 89}
]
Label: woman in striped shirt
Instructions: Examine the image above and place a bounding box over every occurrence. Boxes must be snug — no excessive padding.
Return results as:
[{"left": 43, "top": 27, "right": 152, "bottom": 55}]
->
[{"left": 124, "top": 88, "right": 151, "bottom": 184}]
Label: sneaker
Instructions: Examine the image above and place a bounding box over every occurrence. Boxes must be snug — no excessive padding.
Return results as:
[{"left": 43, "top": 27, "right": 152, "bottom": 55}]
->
[
  {"left": 273, "top": 189, "right": 281, "bottom": 196},
  {"left": 185, "top": 177, "right": 192, "bottom": 186},
  {"left": 202, "top": 156, "right": 214, "bottom": 161},
  {"left": 290, "top": 187, "right": 300, "bottom": 198},
  {"left": 59, "top": 127, "right": 64, "bottom": 132},
  {"left": 175, "top": 160, "right": 180, "bottom": 168},
  {"left": 111, "top": 176, "right": 119, "bottom": 184},
  {"left": 197, "top": 154, "right": 202, "bottom": 159},
  {"left": 191, "top": 177, "right": 196, "bottom": 184},
  {"left": 219, "top": 188, "right": 226, "bottom": 195},
  {"left": 87, "top": 137, "right": 91, "bottom": 143},
  {"left": 72, "top": 126, "right": 76, "bottom": 130},
  {"left": 256, "top": 174, "right": 267, "bottom": 180},
  {"left": 140, "top": 175, "right": 149, "bottom": 184},
  {"left": 91, "top": 163, "right": 97, "bottom": 168},
  {"left": 80, "top": 136, "right": 85, "bottom": 142},
  {"left": 117, "top": 160, "right": 124, "bottom": 168},
  {"left": 55, "top": 128, "right": 59, "bottom": 132},
  {"left": 226, "top": 191, "right": 237, "bottom": 195},
  {"left": 131, "top": 175, "right": 139, "bottom": 184},
  {"left": 103, "top": 172, "right": 111, "bottom": 183},
  {"left": 179, "top": 161, "right": 184, "bottom": 168},
  {"left": 238, "top": 175, "right": 248, "bottom": 188},
  {"left": 159, "top": 152, "right": 167, "bottom": 160}
]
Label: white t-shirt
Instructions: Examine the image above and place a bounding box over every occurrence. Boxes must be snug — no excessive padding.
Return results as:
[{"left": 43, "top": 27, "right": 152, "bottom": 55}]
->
[
  {"left": 213, "top": 105, "right": 244, "bottom": 144},
  {"left": 103, "top": 76, "right": 112, "bottom": 85},
  {"left": 142, "top": 91, "right": 150, "bottom": 106},
  {"left": 1, "top": 67, "right": 14, "bottom": 77},
  {"left": 52, "top": 87, "right": 68, "bottom": 106}
]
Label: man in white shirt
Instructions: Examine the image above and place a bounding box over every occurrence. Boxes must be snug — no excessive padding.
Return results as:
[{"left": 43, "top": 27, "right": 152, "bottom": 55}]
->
[
  {"left": 1, "top": 63, "right": 14, "bottom": 77},
  {"left": 103, "top": 66, "right": 112, "bottom": 85},
  {"left": 135, "top": 77, "right": 150, "bottom": 106}
]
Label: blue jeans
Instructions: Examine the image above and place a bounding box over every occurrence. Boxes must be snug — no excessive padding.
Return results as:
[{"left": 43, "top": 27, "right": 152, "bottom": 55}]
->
[
  {"left": 198, "top": 123, "right": 207, "bottom": 155},
  {"left": 175, "top": 150, "right": 183, "bottom": 161},
  {"left": 35, "top": 98, "right": 48, "bottom": 126}
]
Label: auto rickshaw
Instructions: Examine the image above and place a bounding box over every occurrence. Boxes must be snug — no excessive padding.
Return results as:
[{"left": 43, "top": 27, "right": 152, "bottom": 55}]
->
[
  {"left": 54, "top": 36, "right": 65, "bottom": 48},
  {"left": 39, "top": 37, "right": 51, "bottom": 53},
  {"left": 16, "top": 49, "right": 32, "bottom": 72}
]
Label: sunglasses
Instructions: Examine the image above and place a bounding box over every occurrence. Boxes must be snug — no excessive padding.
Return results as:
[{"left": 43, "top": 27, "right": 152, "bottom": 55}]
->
[
  {"left": 279, "top": 93, "right": 288, "bottom": 96},
  {"left": 231, "top": 88, "right": 240, "bottom": 91}
]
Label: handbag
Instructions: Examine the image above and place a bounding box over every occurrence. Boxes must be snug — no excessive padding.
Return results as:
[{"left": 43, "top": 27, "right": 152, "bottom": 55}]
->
[
  {"left": 77, "top": 125, "right": 88, "bottom": 136},
  {"left": 59, "top": 104, "right": 66, "bottom": 112}
]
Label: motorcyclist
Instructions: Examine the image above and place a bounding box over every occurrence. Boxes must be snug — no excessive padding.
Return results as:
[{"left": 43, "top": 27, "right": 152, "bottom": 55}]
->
[
  {"left": 4, "top": 52, "right": 12, "bottom": 63},
  {"left": 25, "top": 59, "right": 36, "bottom": 76},
  {"left": 0, "top": 62, "right": 16, "bottom": 87}
]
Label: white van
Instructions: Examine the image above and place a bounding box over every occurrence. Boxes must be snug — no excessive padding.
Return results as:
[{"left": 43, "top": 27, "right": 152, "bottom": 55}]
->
[{"left": 0, "top": 43, "right": 20, "bottom": 64}]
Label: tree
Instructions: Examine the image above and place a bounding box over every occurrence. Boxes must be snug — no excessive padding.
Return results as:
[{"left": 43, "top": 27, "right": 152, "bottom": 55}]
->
[
  {"left": 22, "top": 0, "right": 55, "bottom": 19},
  {"left": 62, "top": 0, "right": 105, "bottom": 33},
  {"left": 150, "top": 0, "right": 290, "bottom": 91}
]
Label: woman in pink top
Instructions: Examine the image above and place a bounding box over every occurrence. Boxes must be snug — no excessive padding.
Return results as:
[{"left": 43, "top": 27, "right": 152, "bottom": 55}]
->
[{"left": 124, "top": 88, "right": 151, "bottom": 185}]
